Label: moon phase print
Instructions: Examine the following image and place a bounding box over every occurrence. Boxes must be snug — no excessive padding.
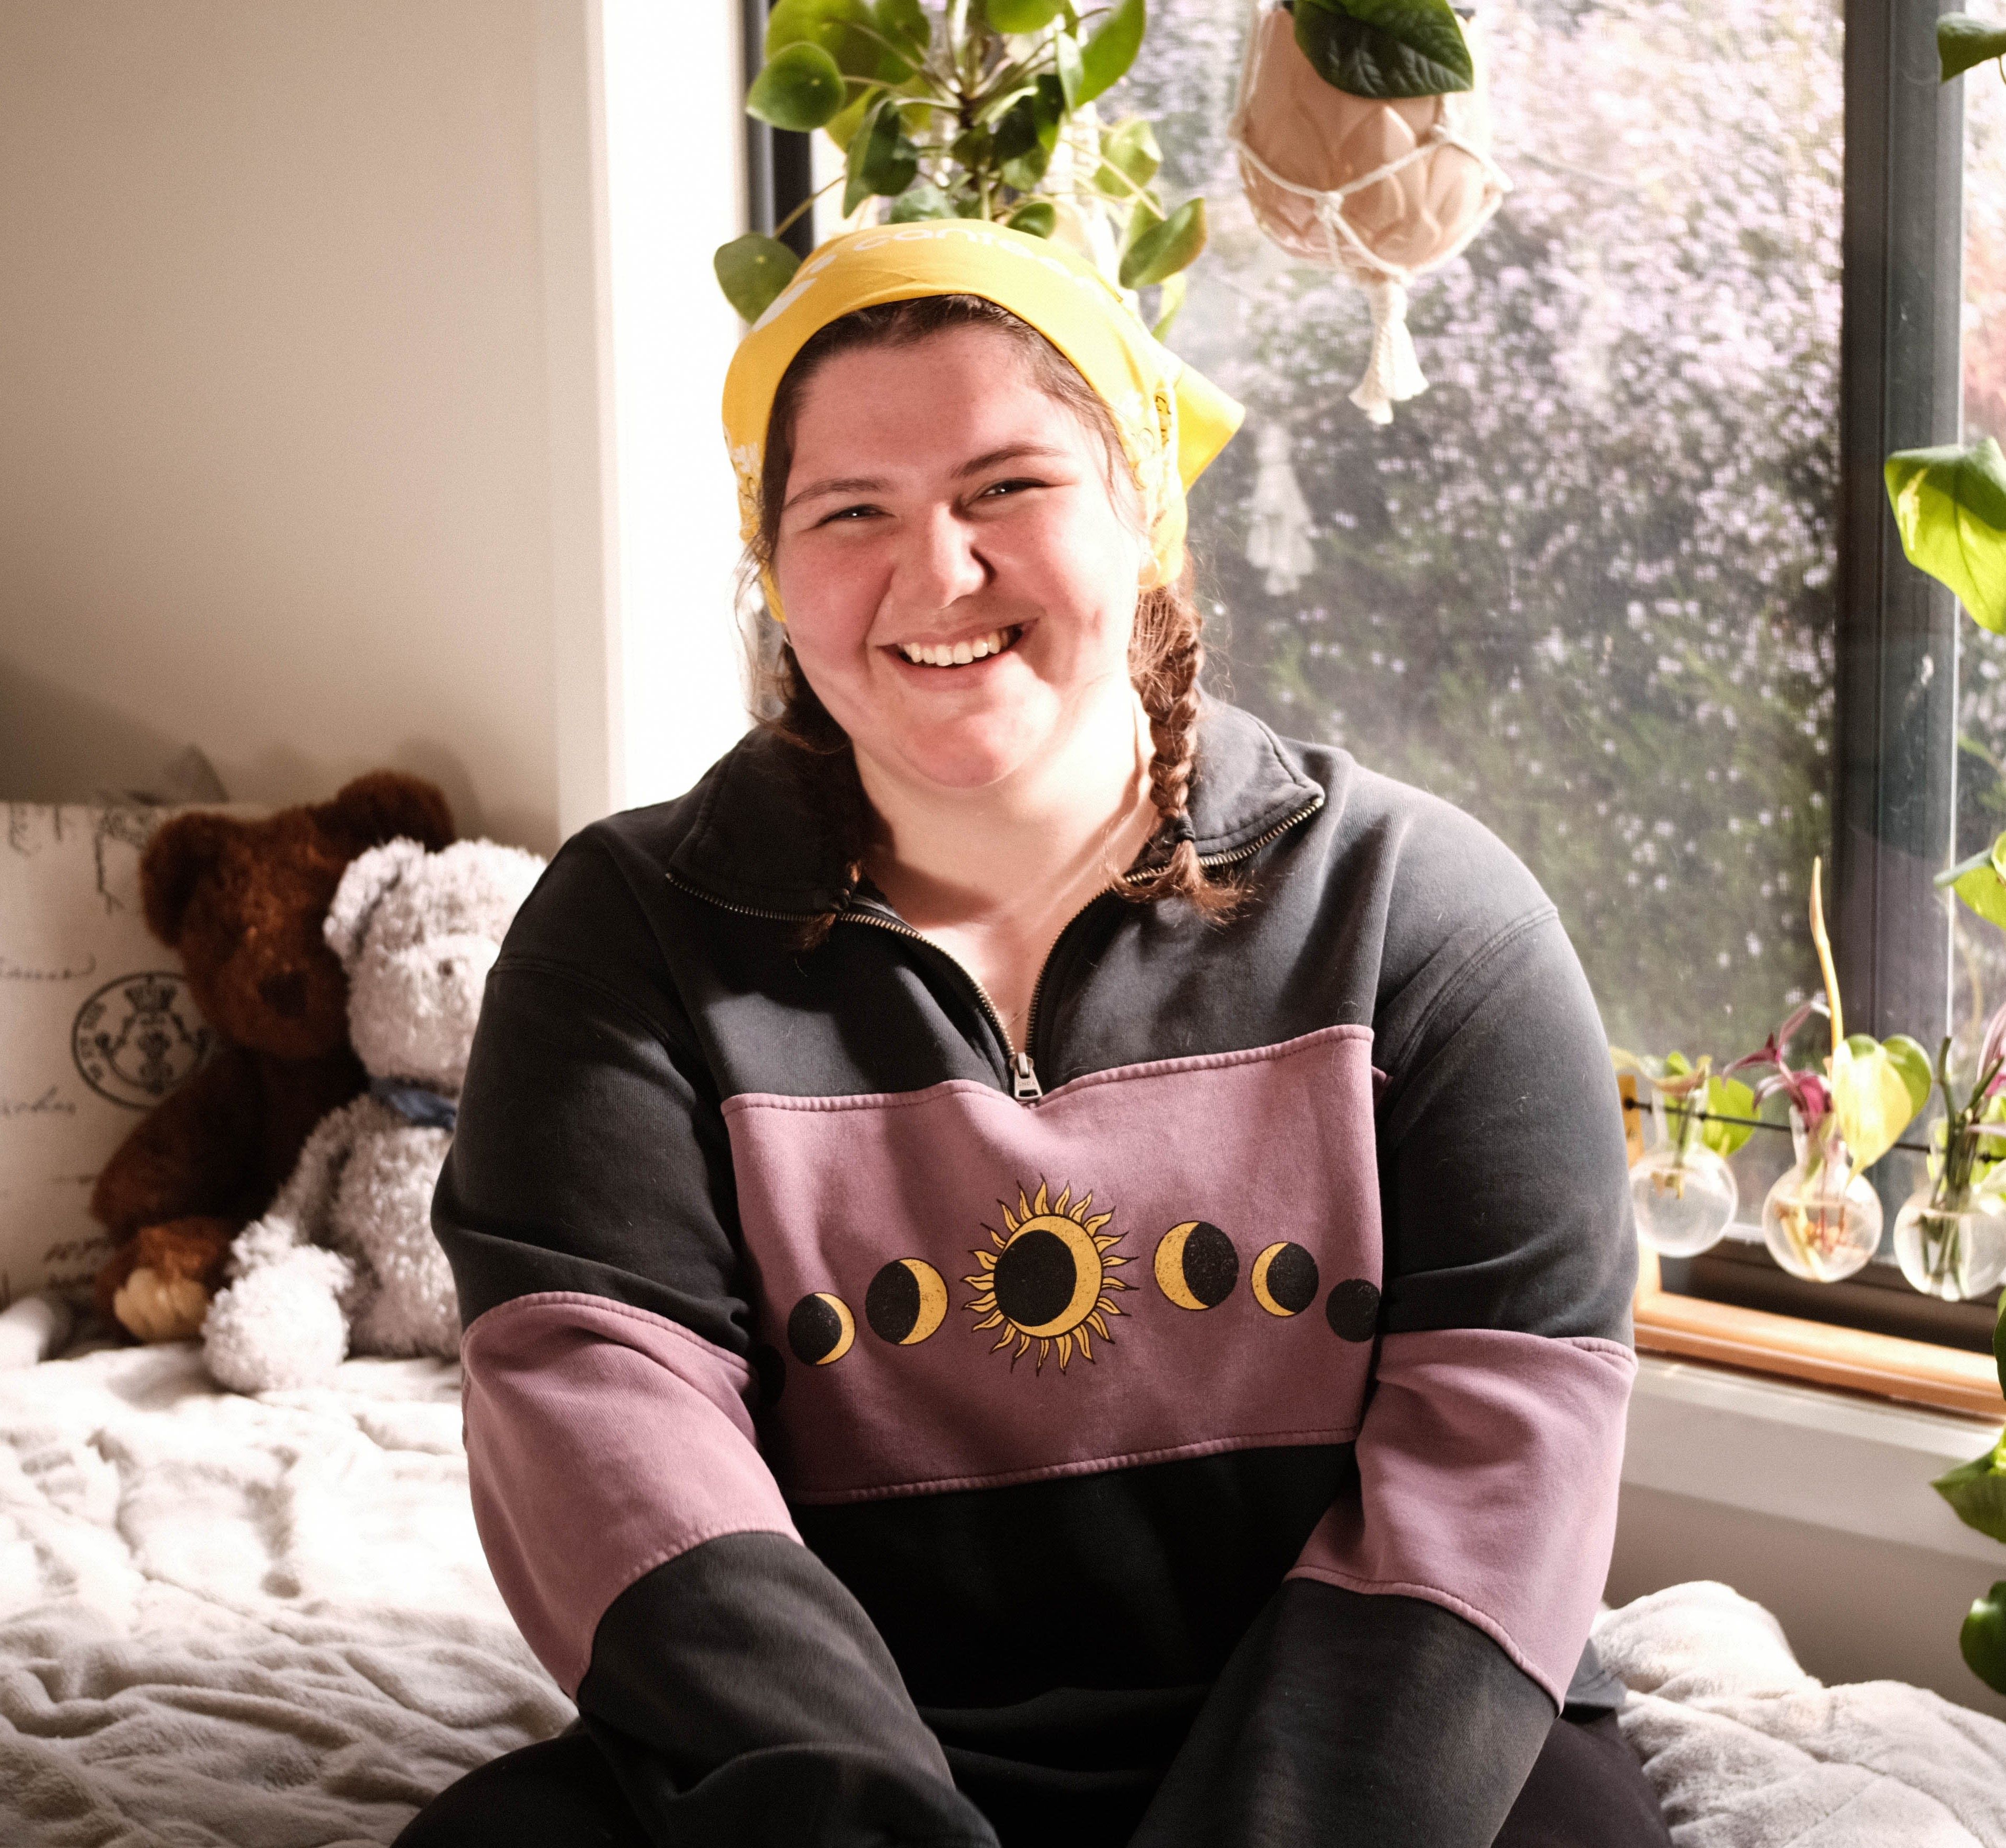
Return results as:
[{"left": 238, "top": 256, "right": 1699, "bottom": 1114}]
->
[
  {"left": 1249, "top": 1241, "right": 1320, "bottom": 1317},
  {"left": 1153, "top": 1220, "right": 1239, "bottom": 1310},
  {"left": 866, "top": 1258, "right": 949, "bottom": 1345},
  {"left": 787, "top": 1291, "right": 855, "bottom": 1365},
  {"left": 965, "top": 1180, "right": 1131, "bottom": 1373}
]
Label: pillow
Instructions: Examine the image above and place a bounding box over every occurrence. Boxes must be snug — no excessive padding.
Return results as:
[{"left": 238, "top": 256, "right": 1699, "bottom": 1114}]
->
[{"left": 0, "top": 805, "right": 224, "bottom": 1304}]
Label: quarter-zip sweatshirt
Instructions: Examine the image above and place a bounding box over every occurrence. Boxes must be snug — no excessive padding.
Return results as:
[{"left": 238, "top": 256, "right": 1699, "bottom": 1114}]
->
[{"left": 436, "top": 700, "right": 1637, "bottom": 1848}]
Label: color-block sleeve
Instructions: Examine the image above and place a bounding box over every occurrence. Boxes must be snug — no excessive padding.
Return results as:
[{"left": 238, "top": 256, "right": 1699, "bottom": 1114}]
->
[
  {"left": 435, "top": 839, "right": 996, "bottom": 1848},
  {"left": 1138, "top": 888, "right": 1637, "bottom": 1847}
]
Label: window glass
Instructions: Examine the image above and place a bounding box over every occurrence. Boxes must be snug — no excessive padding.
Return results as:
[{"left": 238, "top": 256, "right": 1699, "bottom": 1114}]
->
[
  {"left": 1122, "top": 0, "right": 1843, "bottom": 1079},
  {"left": 1958, "top": 54, "right": 2006, "bottom": 1052}
]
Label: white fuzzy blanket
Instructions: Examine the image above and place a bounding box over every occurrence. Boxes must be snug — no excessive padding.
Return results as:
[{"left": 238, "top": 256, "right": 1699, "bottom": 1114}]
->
[
  {"left": 1596, "top": 1581, "right": 2006, "bottom": 1847},
  {"left": 4, "top": 1344, "right": 2005, "bottom": 1847},
  {"left": 0, "top": 1342, "right": 570, "bottom": 1847}
]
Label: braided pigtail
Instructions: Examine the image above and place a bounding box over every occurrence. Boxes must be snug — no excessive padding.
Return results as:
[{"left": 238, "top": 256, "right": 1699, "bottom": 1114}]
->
[{"left": 1124, "top": 573, "right": 1241, "bottom": 918}]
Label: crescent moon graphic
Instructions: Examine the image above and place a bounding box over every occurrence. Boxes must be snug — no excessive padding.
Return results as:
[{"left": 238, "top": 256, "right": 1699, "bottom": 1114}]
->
[
  {"left": 1250, "top": 1241, "right": 1320, "bottom": 1318},
  {"left": 787, "top": 1291, "right": 855, "bottom": 1365},
  {"left": 1155, "top": 1220, "right": 1239, "bottom": 1310},
  {"left": 865, "top": 1258, "right": 949, "bottom": 1345}
]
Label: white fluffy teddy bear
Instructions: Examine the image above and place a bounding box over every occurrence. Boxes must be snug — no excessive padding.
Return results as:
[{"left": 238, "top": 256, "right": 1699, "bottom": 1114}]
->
[{"left": 202, "top": 837, "right": 545, "bottom": 1392}]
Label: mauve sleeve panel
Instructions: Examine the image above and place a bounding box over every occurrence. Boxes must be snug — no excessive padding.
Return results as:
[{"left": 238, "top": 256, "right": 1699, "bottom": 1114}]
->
[
  {"left": 460, "top": 1291, "right": 799, "bottom": 1696},
  {"left": 1288, "top": 1325, "right": 1636, "bottom": 1705}
]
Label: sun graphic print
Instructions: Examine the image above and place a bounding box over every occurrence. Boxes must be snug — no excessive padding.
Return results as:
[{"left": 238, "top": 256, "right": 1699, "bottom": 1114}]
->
[{"left": 965, "top": 1181, "right": 1131, "bottom": 1373}]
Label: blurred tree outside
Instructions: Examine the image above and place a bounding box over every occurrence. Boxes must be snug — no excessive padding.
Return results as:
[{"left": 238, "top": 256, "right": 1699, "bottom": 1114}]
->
[{"left": 1119, "top": 0, "right": 1841, "bottom": 1067}]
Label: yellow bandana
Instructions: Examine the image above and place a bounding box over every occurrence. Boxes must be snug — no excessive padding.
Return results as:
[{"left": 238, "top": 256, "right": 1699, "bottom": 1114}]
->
[{"left": 721, "top": 221, "right": 1244, "bottom": 614}]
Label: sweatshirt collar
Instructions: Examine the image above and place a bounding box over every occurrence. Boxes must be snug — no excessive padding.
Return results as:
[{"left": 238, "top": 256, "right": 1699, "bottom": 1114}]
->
[{"left": 665, "top": 700, "right": 1325, "bottom": 918}]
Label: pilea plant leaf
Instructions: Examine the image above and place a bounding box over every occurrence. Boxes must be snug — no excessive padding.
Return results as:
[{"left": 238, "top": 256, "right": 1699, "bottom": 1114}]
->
[
  {"left": 1884, "top": 436, "right": 2006, "bottom": 632},
  {"left": 1940, "top": 14, "right": 2006, "bottom": 82},
  {"left": 875, "top": 0, "right": 932, "bottom": 63},
  {"left": 984, "top": 0, "right": 1064, "bottom": 32},
  {"left": 888, "top": 183, "right": 955, "bottom": 222},
  {"left": 1055, "top": 29, "right": 1086, "bottom": 108},
  {"left": 1077, "top": 0, "right": 1146, "bottom": 104},
  {"left": 715, "top": 235, "right": 803, "bottom": 323},
  {"left": 1292, "top": 0, "right": 1474, "bottom": 101},
  {"left": 1120, "top": 196, "right": 1207, "bottom": 287},
  {"left": 768, "top": 0, "right": 913, "bottom": 81},
  {"left": 845, "top": 95, "right": 921, "bottom": 215},
  {"left": 747, "top": 42, "right": 849, "bottom": 130},
  {"left": 1096, "top": 117, "right": 1161, "bottom": 194},
  {"left": 1151, "top": 270, "right": 1188, "bottom": 338},
  {"left": 1005, "top": 198, "right": 1059, "bottom": 237}
]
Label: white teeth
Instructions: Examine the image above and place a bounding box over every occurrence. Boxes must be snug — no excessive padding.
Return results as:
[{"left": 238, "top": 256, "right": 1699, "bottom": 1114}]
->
[{"left": 898, "top": 627, "right": 1017, "bottom": 667}]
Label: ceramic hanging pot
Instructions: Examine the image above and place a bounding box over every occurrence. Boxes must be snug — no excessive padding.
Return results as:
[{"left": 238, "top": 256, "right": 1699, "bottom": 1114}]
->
[{"left": 1229, "top": 1, "right": 1509, "bottom": 421}]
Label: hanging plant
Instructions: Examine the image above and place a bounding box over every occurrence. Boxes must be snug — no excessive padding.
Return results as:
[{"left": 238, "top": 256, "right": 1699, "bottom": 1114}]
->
[
  {"left": 1227, "top": 0, "right": 1507, "bottom": 423},
  {"left": 715, "top": 0, "right": 1208, "bottom": 330}
]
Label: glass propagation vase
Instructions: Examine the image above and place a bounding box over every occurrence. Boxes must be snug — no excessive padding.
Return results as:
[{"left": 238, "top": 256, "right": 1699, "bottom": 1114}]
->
[
  {"left": 1629, "top": 1087, "right": 1738, "bottom": 1257},
  {"left": 1892, "top": 1127, "right": 2006, "bottom": 1301},
  {"left": 1760, "top": 1109, "right": 1883, "bottom": 1282}
]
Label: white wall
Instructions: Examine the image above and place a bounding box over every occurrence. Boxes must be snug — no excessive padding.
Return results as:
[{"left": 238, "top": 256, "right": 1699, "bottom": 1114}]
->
[{"left": 0, "top": 0, "right": 749, "bottom": 855}]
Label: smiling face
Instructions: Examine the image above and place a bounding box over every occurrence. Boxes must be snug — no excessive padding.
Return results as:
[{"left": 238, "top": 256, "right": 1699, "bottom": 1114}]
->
[{"left": 769, "top": 323, "right": 1150, "bottom": 797}]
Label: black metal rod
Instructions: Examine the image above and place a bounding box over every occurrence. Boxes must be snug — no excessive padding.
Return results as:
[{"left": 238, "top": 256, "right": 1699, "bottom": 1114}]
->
[{"left": 1621, "top": 1092, "right": 1937, "bottom": 1158}]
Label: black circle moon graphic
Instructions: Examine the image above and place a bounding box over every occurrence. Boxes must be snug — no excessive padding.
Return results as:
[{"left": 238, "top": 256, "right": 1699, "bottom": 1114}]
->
[
  {"left": 786, "top": 1292, "right": 855, "bottom": 1365},
  {"left": 1250, "top": 1242, "right": 1320, "bottom": 1317},
  {"left": 1325, "top": 1278, "right": 1381, "bottom": 1342},
  {"left": 865, "top": 1259, "right": 949, "bottom": 1345},
  {"left": 1155, "top": 1221, "right": 1239, "bottom": 1310}
]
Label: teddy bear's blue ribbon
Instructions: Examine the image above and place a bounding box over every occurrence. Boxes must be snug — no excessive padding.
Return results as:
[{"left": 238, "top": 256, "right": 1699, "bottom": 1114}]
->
[{"left": 368, "top": 1077, "right": 459, "bottom": 1132}]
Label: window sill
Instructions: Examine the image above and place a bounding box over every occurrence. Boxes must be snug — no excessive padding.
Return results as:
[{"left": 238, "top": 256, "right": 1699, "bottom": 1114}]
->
[{"left": 1634, "top": 1246, "right": 2006, "bottom": 1419}]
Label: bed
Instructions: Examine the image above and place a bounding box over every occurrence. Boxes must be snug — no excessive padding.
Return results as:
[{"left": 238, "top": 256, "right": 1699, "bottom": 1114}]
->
[{"left": 3, "top": 1339, "right": 2003, "bottom": 1847}]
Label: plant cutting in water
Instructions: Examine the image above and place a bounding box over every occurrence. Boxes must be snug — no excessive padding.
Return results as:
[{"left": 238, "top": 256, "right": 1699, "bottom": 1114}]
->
[
  {"left": 1715, "top": 860, "right": 1930, "bottom": 1282},
  {"left": 716, "top": 0, "right": 1207, "bottom": 325},
  {"left": 1610, "top": 1049, "right": 1751, "bottom": 1257},
  {"left": 1893, "top": 1016, "right": 2006, "bottom": 1302}
]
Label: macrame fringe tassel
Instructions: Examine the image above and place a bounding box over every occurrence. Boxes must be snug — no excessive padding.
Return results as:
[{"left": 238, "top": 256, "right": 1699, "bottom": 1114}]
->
[{"left": 1349, "top": 278, "right": 1428, "bottom": 425}]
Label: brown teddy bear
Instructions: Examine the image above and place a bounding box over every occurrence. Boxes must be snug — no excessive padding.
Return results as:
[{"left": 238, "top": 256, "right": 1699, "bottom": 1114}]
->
[{"left": 89, "top": 772, "right": 455, "bottom": 1341}]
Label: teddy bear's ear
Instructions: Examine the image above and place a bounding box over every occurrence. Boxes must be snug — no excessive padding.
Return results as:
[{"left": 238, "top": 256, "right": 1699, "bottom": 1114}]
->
[
  {"left": 139, "top": 811, "right": 236, "bottom": 949},
  {"left": 317, "top": 772, "right": 455, "bottom": 856},
  {"left": 324, "top": 838, "right": 430, "bottom": 970}
]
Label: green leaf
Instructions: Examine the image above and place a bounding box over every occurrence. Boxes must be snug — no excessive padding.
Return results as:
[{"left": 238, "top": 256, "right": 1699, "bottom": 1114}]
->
[
  {"left": 1941, "top": 15, "right": 2006, "bottom": 82},
  {"left": 768, "top": 0, "right": 912, "bottom": 81},
  {"left": 1963, "top": 1584, "right": 2006, "bottom": 1694},
  {"left": 823, "top": 86, "right": 879, "bottom": 154},
  {"left": 714, "top": 234, "right": 802, "bottom": 323},
  {"left": 1096, "top": 117, "right": 1161, "bottom": 194},
  {"left": 1150, "top": 269, "right": 1188, "bottom": 338},
  {"left": 1827, "top": 1037, "right": 1922, "bottom": 1172},
  {"left": 1006, "top": 198, "right": 1059, "bottom": 237},
  {"left": 747, "top": 44, "right": 848, "bottom": 132},
  {"left": 995, "top": 88, "right": 1058, "bottom": 189},
  {"left": 1292, "top": 0, "right": 1475, "bottom": 99},
  {"left": 1882, "top": 1035, "right": 1937, "bottom": 1120},
  {"left": 1935, "top": 1445, "right": 2006, "bottom": 1543},
  {"left": 1700, "top": 1075, "right": 1757, "bottom": 1160},
  {"left": 985, "top": 0, "right": 1064, "bottom": 29},
  {"left": 1884, "top": 437, "right": 2006, "bottom": 631},
  {"left": 875, "top": 0, "right": 932, "bottom": 64},
  {"left": 888, "top": 183, "right": 955, "bottom": 222},
  {"left": 1943, "top": 832, "right": 2006, "bottom": 929},
  {"left": 1077, "top": 0, "right": 1145, "bottom": 103},
  {"left": 844, "top": 95, "right": 920, "bottom": 214},
  {"left": 1055, "top": 30, "right": 1086, "bottom": 108},
  {"left": 1120, "top": 195, "right": 1207, "bottom": 287}
]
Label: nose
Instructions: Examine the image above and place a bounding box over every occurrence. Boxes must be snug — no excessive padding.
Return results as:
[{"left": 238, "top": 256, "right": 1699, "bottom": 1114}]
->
[{"left": 887, "top": 503, "right": 988, "bottom": 618}]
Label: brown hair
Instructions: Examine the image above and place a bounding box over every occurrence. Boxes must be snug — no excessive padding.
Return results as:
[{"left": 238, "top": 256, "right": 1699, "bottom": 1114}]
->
[{"left": 748, "top": 294, "right": 1236, "bottom": 942}]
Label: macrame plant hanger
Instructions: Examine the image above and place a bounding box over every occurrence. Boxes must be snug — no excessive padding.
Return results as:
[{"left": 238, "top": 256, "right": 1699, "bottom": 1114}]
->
[{"left": 1228, "top": 2, "right": 1511, "bottom": 423}]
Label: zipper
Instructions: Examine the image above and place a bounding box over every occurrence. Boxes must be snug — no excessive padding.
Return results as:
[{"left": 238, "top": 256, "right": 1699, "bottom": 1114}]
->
[{"left": 666, "top": 791, "right": 1324, "bottom": 1108}]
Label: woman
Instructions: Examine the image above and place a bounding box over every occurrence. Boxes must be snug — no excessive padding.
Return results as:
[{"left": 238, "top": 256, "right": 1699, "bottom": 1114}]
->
[{"left": 400, "top": 222, "right": 1667, "bottom": 1848}]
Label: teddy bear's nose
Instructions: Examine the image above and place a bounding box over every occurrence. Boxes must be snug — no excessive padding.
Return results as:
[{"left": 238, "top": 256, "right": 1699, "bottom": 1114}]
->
[{"left": 258, "top": 970, "right": 308, "bottom": 1019}]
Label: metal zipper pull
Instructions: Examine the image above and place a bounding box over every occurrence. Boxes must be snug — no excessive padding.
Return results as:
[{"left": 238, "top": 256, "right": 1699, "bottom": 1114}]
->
[{"left": 1012, "top": 1051, "right": 1044, "bottom": 1101}]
